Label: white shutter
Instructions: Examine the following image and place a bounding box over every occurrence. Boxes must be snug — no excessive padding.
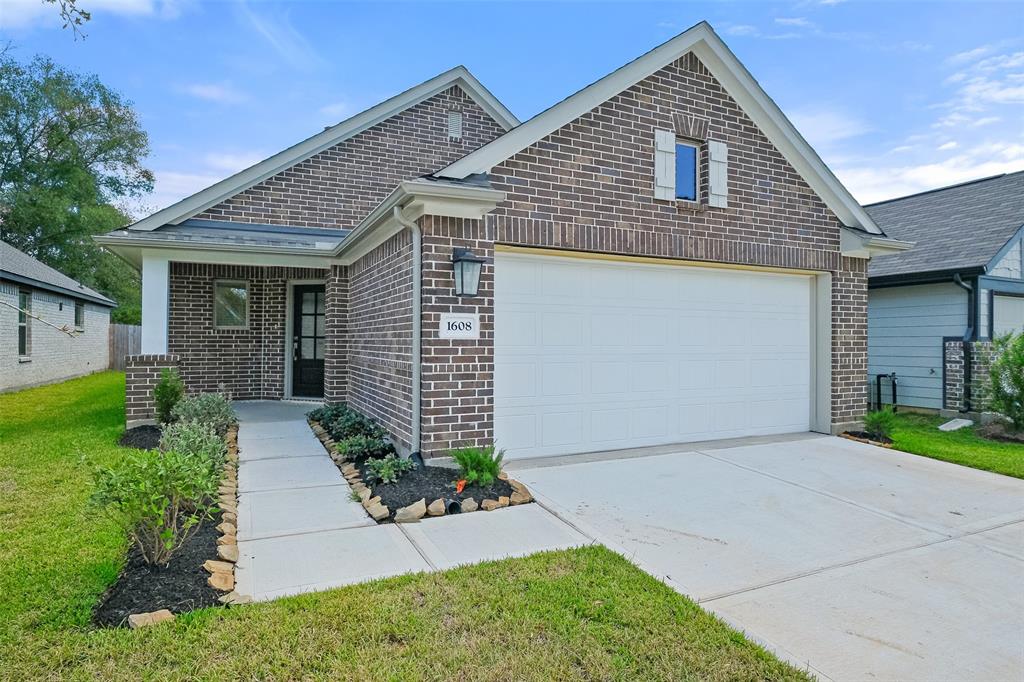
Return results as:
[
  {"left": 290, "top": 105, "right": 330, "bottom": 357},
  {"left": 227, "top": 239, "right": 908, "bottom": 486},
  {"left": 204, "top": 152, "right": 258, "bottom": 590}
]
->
[
  {"left": 708, "top": 140, "right": 729, "bottom": 208},
  {"left": 654, "top": 129, "right": 676, "bottom": 201}
]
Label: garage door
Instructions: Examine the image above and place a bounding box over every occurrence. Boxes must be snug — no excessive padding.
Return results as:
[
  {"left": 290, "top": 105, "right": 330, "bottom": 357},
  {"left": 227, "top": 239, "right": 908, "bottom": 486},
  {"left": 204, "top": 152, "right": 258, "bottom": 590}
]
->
[{"left": 494, "top": 252, "right": 813, "bottom": 459}]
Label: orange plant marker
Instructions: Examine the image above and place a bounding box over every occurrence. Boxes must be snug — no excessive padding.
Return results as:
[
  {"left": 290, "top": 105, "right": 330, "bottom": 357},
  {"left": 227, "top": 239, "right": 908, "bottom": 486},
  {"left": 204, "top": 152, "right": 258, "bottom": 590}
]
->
[{"left": 455, "top": 479, "right": 466, "bottom": 494}]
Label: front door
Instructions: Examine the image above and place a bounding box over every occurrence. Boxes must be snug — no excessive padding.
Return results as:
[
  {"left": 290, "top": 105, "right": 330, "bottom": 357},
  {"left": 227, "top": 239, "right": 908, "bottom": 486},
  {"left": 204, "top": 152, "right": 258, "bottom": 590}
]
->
[{"left": 292, "top": 284, "right": 326, "bottom": 398}]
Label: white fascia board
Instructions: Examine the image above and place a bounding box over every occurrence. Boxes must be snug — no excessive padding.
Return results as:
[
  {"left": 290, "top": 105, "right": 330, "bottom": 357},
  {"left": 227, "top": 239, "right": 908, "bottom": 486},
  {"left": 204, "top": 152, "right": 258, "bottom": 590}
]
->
[
  {"left": 333, "top": 180, "right": 505, "bottom": 265},
  {"left": 840, "top": 227, "right": 915, "bottom": 259},
  {"left": 95, "top": 236, "right": 338, "bottom": 270},
  {"left": 435, "top": 22, "right": 881, "bottom": 234},
  {"left": 129, "top": 66, "right": 518, "bottom": 233}
]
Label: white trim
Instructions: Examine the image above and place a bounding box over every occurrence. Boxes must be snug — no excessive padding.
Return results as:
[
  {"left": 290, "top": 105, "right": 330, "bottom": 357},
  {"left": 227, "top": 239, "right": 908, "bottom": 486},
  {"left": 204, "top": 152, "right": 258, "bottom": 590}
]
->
[
  {"left": 653, "top": 129, "right": 676, "bottom": 201},
  {"left": 840, "top": 228, "right": 914, "bottom": 258},
  {"left": 283, "top": 278, "right": 327, "bottom": 400},
  {"left": 96, "top": 240, "right": 338, "bottom": 269},
  {"left": 128, "top": 66, "right": 518, "bottom": 233},
  {"left": 707, "top": 139, "right": 728, "bottom": 208},
  {"left": 434, "top": 22, "right": 881, "bottom": 234},
  {"left": 811, "top": 272, "right": 833, "bottom": 434},
  {"left": 140, "top": 254, "right": 169, "bottom": 354}
]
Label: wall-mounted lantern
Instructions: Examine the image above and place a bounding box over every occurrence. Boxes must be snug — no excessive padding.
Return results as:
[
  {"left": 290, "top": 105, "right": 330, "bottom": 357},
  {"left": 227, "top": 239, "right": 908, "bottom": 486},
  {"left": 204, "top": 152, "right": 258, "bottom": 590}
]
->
[{"left": 452, "top": 248, "right": 484, "bottom": 297}]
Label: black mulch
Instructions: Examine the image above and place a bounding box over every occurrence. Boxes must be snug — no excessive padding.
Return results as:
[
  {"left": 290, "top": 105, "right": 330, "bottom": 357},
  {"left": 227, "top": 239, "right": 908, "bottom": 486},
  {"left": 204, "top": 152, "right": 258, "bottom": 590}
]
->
[
  {"left": 844, "top": 430, "right": 893, "bottom": 445},
  {"left": 118, "top": 425, "right": 162, "bottom": 450},
  {"left": 93, "top": 512, "right": 223, "bottom": 627},
  {"left": 356, "top": 461, "right": 513, "bottom": 521}
]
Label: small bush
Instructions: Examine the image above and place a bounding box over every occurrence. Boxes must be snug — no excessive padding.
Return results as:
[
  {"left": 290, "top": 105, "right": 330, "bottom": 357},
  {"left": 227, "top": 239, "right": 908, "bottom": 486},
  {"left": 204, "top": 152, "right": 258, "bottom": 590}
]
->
[
  {"left": 364, "top": 454, "right": 417, "bottom": 485},
  {"left": 451, "top": 445, "right": 504, "bottom": 487},
  {"left": 171, "top": 392, "right": 237, "bottom": 436},
  {"left": 862, "top": 407, "right": 898, "bottom": 441},
  {"left": 308, "top": 403, "right": 347, "bottom": 426},
  {"left": 153, "top": 368, "right": 184, "bottom": 425},
  {"left": 336, "top": 434, "right": 395, "bottom": 460},
  {"left": 310, "top": 403, "right": 385, "bottom": 441},
  {"left": 989, "top": 332, "right": 1024, "bottom": 431},
  {"left": 91, "top": 449, "right": 219, "bottom": 566},
  {"left": 159, "top": 420, "right": 227, "bottom": 472}
]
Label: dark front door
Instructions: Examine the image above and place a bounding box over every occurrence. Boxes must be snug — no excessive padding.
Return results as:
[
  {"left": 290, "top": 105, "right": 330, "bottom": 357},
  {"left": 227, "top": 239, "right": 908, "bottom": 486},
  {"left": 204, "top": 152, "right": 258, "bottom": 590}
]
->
[{"left": 292, "top": 284, "right": 326, "bottom": 398}]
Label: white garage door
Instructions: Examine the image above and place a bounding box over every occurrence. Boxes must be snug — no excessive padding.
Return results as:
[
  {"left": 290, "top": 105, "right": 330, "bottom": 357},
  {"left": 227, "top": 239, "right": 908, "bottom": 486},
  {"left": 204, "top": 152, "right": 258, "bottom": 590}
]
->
[{"left": 495, "top": 252, "right": 813, "bottom": 459}]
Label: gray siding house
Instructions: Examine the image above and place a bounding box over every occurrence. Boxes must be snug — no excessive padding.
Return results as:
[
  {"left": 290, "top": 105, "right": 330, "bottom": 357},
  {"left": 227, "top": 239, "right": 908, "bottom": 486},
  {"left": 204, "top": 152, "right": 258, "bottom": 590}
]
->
[
  {"left": 1, "top": 241, "right": 115, "bottom": 392},
  {"left": 866, "top": 171, "right": 1024, "bottom": 412}
]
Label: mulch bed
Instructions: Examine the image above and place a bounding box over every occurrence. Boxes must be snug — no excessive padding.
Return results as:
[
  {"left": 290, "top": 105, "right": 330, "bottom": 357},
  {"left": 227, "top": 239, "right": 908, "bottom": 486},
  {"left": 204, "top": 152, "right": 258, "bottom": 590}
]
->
[
  {"left": 118, "top": 425, "right": 162, "bottom": 450},
  {"left": 356, "top": 460, "right": 513, "bottom": 521},
  {"left": 93, "top": 511, "right": 223, "bottom": 627},
  {"left": 841, "top": 431, "right": 893, "bottom": 447}
]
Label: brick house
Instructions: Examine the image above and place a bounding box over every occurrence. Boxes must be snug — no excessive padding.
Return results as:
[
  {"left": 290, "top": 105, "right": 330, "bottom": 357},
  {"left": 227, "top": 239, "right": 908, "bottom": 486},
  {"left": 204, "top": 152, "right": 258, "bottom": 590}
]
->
[
  {"left": 866, "top": 171, "right": 1024, "bottom": 415},
  {"left": 1, "top": 240, "right": 114, "bottom": 392},
  {"left": 99, "top": 22, "right": 909, "bottom": 458}
]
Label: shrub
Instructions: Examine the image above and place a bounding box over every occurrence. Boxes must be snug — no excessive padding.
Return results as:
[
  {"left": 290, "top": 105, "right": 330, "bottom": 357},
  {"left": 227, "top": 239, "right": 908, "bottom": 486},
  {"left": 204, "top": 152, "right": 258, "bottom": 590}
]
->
[
  {"left": 309, "top": 403, "right": 385, "bottom": 441},
  {"left": 308, "top": 403, "right": 347, "bottom": 426},
  {"left": 450, "top": 445, "right": 504, "bottom": 487},
  {"left": 159, "top": 420, "right": 227, "bottom": 472},
  {"left": 171, "top": 392, "right": 237, "bottom": 436},
  {"left": 364, "top": 454, "right": 417, "bottom": 485},
  {"left": 989, "top": 332, "right": 1024, "bottom": 431},
  {"left": 336, "top": 434, "right": 395, "bottom": 460},
  {"left": 862, "top": 406, "right": 897, "bottom": 441},
  {"left": 91, "top": 449, "right": 219, "bottom": 566},
  {"left": 153, "top": 368, "right": 184, "bottom": 425}
]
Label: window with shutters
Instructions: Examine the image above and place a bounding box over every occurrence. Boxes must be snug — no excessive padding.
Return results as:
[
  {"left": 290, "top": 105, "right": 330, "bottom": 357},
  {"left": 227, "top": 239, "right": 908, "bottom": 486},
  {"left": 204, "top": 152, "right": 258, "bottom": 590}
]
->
[{"left": 674, "top": 142, "right": 698, "bottom": 201}]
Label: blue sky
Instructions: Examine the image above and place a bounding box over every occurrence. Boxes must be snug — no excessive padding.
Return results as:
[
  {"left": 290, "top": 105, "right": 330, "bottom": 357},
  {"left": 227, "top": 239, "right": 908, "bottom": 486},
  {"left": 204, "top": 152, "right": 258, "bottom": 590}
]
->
[{"left": 2, "top": 0, "right": 1022, "bottom": 217}]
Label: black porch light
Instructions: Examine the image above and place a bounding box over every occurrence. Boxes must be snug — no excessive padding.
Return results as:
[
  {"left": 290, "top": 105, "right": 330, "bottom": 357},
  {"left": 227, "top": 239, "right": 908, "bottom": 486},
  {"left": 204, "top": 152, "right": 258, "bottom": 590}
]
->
[{"left": 452, "top": 248, "right": 484, "bottom": 297}]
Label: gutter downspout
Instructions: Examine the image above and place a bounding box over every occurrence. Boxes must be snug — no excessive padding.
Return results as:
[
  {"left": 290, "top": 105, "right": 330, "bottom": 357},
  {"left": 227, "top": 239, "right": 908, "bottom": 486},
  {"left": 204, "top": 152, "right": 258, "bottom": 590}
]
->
[
  {"left": 953, "top": 273, "right": 974, "bottom": 412},
  {"left": 393, "top": 206, "right": 422, "bottom": 456}
]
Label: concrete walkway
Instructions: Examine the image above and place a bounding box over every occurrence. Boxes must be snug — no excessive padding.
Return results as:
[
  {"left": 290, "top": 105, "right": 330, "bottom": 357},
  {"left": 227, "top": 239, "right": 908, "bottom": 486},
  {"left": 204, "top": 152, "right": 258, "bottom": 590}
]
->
[{"left": 232, "top": 401, "right": 587, "bottom": 602}]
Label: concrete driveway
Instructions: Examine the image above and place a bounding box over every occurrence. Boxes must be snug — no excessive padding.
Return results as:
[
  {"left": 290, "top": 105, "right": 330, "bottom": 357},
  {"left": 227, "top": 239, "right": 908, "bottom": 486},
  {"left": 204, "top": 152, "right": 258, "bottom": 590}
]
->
[{"left": 508, "top": 434, "right": 1024, "bottom": 681}]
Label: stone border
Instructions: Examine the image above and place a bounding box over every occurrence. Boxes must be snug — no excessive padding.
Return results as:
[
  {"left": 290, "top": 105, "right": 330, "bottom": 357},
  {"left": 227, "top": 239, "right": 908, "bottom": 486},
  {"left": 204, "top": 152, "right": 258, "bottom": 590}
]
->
[
  {"left": 309, "top": 419, "right": 534, "bottom": 523},
  {"left": 839, "top": 432, "right": 893, "bottom": 449}
]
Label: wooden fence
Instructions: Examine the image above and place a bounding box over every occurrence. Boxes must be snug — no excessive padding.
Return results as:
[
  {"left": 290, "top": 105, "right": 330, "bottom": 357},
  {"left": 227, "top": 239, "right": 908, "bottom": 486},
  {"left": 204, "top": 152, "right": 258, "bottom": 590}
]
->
[{"left": 109, "top": 323, "right": 142, "bottom": 370}]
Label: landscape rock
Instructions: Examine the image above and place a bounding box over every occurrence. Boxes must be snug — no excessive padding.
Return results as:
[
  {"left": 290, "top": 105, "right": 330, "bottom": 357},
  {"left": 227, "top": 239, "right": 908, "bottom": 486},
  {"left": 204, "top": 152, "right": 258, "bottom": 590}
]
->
[
  {"left": 218, "top": 591, "right": 252, "bottom": 605},
  {"left": 497, "top": 496, "right": 510, "bottom": 508},
  {"left": 367, "top": 503, "right": 389, "bottom": 522},
  {"left": 427, "top": 498, "right": 446, "bottom": 516},
  {"left": 203, "top": 559, "right": 235, "bottom": 575},
  {"left": 461, "top": 498, "right": 479, "bottom": 513},
  {"left": 481, "top": 499, "right": 500, "bottom": 511},
  {"left": 394, "top": 498, "right": 426, "bottom": 523},
  {"left": 362, "top": 495, "right": 381, "bottom": 509},
  {"left": 357, "top": 488, "right": 372, "bottom": 502},
  {"left": 510, "top": 490, "right": 532, "bottom": 505},
  {"left": 127, "top": 609, "right": 174, "bottom": 629},
  {"left": 498, "top": 471, "right": 509, "bottom": 481},
  {"left": 222, "top": 511, "right": 237, "bottom": 525},
  {"left": 351, "top": 482, "right": 368, "bottom": 494},
  {"left": 217, "top": 534, "right": 237, "bottom": 546},
  {"left": 216, "top": 522, "right": 236, "bottom": 535},
  {"left": 208, "top": 571, "right": 234, "bottom": 591},
  {"left": 217, "top": 545, "right": 239, "bottom": 563}
]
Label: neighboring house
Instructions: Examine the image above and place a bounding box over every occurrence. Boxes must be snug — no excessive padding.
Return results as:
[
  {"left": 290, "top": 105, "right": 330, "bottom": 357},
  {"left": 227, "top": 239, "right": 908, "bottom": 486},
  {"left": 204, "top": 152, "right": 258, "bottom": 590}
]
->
[
  {"left": 866, "top": 171, "right": 1024, "bottom": 413},
  {"left": 97, "top": 22, "right": 909, "bottom": 458},
  {"left": 1, "top": 241, "right": 115, "bottom": 392}
]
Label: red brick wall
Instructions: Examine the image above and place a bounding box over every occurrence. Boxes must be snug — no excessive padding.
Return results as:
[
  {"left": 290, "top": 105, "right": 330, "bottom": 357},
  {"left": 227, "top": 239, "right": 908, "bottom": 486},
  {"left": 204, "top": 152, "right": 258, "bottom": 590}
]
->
[
  {"left": 419, "top": 216, "right": 495, "bottom": 456},
  {"left": 345, "top": 232, "right": 414, "bottom": 451},
  {"left": 167, "top": 263, "right": 327, "bottom": 399},
  {"left": 124, "top": 354, "right": 180, "bottom": 425},
  {"left": 197, "top": 86, "right": 507, "bottom": 230}
]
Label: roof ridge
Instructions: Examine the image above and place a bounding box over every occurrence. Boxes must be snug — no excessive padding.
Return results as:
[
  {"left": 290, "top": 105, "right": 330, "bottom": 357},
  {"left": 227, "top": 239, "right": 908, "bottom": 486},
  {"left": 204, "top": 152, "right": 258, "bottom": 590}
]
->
[{"left": 864, "top": 170, "right": 1024, "bottom": 207}]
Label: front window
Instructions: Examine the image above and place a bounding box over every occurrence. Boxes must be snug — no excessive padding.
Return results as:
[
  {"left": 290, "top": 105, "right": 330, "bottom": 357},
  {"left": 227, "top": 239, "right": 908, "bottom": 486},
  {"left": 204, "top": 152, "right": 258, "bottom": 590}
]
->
[
  {"left": 74, "top": 301, "right": 85, "bottom": 329},
  {"left": 675, "top": 142, "right": 698, "bottom": 201},
  {"left": 18, "top": 290, "right": 31, "bottom": 356},
  {"left": 214, "top": 280, "right": 249, "bottom": 329}
]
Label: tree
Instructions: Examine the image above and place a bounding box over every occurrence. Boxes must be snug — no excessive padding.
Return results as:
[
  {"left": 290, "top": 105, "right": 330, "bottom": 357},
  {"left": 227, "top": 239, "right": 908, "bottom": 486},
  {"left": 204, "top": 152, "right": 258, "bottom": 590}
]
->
[
  {"left": 45, "top": 0, "right": 92, "bottom": 39},
  {"left": 0, "top": 51, "right": 152, "bottom": 323},
  {"left": 989, "top": 332, "right": 1024, "bottom": 431}
]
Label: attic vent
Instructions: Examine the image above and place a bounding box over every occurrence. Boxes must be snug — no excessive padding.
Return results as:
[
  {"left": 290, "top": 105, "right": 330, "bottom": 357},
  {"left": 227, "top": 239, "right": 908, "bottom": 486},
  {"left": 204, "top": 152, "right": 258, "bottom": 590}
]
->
[{"left": 447, "top": 109, "right": 463, "bottom": 141}]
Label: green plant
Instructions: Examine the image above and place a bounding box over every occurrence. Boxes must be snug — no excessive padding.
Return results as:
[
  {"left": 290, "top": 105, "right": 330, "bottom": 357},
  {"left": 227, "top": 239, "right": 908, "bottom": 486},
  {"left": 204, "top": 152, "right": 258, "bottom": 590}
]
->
[
  {"left": 91, "top": 449, "right": 219, "bottom": 565},
  {"left": 310, "top": 403, "right": 386, "bottom": 441},
  {"left": 159, "top": 420, "right": 227, "bottom": 472},
  {"left": 862, "top": 406, "right": 898, "bottom": 441},
  {"left": 336, "top": 434, "right": 395, "bottom": 460},
  {"left": 450, "top": 445, "right": 505, "bottom": 487},
  {"left": 153, "top": 367, "right": 184, "bottom": 425},
  {"left": 989, "top": 332, "right": 1024, "bottom": 431},
  {"left": 364, "top": 454, "right": 417, "bottom": 485},
  {"left": 171, "top": 392, "right": 237, "bottom": 436}
]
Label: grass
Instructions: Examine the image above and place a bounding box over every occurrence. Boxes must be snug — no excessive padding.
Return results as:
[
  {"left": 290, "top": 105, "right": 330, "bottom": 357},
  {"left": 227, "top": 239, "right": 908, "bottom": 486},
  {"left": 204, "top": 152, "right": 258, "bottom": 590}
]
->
[
  {"left": 889, "top": 412, "right": 1024, "bottom": 479},
  {"left": 0, "top": 372, "right": 809, "bottom": 681}
]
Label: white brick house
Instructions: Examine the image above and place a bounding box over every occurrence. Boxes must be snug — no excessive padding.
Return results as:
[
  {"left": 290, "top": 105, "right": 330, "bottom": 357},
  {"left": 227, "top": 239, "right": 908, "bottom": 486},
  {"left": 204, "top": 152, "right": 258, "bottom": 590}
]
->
[{"left": 1, "top": 241, "right": 115, "bottom": 392}]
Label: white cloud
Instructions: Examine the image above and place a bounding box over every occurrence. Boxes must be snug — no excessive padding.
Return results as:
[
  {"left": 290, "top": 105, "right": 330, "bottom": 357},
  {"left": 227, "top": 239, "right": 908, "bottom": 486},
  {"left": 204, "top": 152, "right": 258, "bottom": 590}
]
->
[
  {"left": 789, "top": 107, "right": 873, "bottom": 150},
  {"left": 235, "top": 0, "right": 320, "bottom": 70},
  {"left": 819, "top": 0, "right": 846, "bottom": 5},
  {"left": 0, "top": 0, "right": 185, "bottom": 30},
  {"left": 724, "top": 24, "right": 760, "bottom": 37},
  {"left": 775, "top": 17, "right": 814, "bottom": 28},
  {"left": 937, "top": 141, "right": 958, "bottom": 150},
  {"left": 180, "top": 83, "right": 249, "bottom": 104},
  {"left": 319, "top": 101, "right": 351, "bottom": 119},
  {"left": 146, "top": 170, "right": 224, "bottom": 212},
  {"left": 947, "top": 45, "right": 994, "bottom": 66},
  {"left": 203, "top": 152, "right": 265, "bottom": 174}
]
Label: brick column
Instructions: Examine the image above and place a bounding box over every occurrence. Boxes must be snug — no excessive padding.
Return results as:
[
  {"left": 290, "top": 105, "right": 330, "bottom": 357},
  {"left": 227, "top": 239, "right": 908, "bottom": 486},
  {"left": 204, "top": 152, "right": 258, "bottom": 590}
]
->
[
  {"left": 943, "top": 339, "right": 965, "bottom": 411},
  {"left": 419, "top": 215, "right": 494, "bottom": 457},
  {"left": 324, "top": 264, "right": 349, "bottom": 403},
  {"left": 124, "top": 354, "right": 180, "bottom": 427},
  {"left": 831, "top": 256, "right": 868, "bottom": 429}
]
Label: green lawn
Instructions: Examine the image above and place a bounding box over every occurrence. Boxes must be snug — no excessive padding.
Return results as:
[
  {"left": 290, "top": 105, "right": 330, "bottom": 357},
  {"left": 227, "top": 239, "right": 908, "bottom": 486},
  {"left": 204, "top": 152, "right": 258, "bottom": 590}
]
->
[
  {"left": 0, "top": 372, "right": 808, "bottom": 681},
  {"left": 889, "top": 412, "right": 1024, "bottom": 479}
]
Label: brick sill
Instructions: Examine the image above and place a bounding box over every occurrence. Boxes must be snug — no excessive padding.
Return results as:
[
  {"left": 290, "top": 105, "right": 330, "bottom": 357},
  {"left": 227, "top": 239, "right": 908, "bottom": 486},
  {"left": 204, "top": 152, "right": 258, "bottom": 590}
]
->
[{"left": 18, "top": 356, "right": 31, "bottom": 363}]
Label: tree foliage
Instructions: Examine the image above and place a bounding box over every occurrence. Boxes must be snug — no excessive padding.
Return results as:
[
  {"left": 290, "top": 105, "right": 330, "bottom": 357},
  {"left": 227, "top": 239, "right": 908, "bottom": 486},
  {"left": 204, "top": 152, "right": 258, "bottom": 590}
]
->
[
  {"left": 0, "top": 51, "right": 152, "bottom": 323},
  {"left": 989, "top": 332, "right": 1024, "bottom": 431}
]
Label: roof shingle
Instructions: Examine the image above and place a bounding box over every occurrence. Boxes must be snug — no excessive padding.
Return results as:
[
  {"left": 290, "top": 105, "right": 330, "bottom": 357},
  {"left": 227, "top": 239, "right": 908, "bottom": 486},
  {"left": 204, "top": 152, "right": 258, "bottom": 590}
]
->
[{"left": 0, "top": 240, "right": 115, "bottom": 306}]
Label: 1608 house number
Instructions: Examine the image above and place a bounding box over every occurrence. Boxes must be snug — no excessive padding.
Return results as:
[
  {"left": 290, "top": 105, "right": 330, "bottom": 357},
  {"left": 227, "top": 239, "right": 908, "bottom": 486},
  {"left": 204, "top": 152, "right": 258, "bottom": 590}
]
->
[{"left": 439, "top": 313, "right": 480, "bottom": 339}]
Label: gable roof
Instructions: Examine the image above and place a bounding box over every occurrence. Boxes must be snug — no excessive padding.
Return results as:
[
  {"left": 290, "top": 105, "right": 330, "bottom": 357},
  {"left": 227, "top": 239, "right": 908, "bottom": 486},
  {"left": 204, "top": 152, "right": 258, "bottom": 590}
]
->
[
  {"left": 434, "top": 21, "right": 881, "bottom": 235},
  {"left": 129, "top": 66, "right": 519, "bottom": 232},
  {"left": 0, "top": 241, "right": 116, "bottom": 307},
  {"left": 866, "top": 170, "right": 1024, "bottom": 280}
]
